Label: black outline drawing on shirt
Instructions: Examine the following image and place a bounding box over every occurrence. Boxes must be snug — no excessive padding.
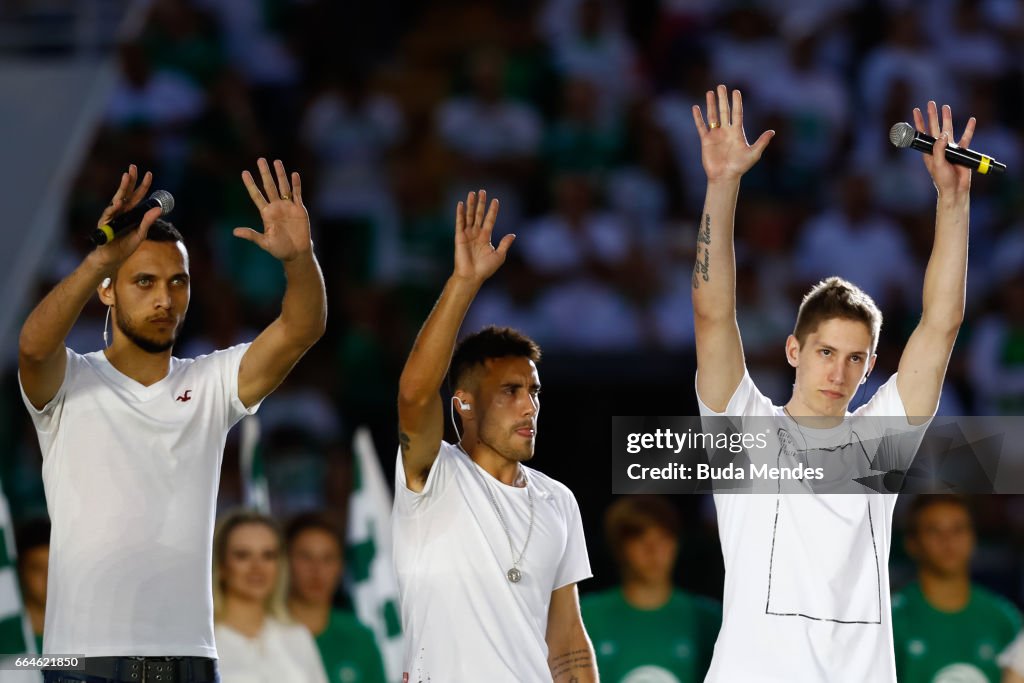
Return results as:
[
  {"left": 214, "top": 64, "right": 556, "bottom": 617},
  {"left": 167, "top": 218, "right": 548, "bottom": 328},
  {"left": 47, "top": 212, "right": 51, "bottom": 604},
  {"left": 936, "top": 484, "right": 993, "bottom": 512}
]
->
[{"left": 764, "top": 428, "right": 883, "bottom": 625}]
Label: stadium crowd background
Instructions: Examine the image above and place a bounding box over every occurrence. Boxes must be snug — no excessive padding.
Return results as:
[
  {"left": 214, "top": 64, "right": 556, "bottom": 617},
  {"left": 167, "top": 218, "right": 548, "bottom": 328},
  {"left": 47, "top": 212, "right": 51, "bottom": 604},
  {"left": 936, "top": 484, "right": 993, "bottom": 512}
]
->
[{"left": 3, "top": 0, "right": 1024, "bottom": 630}]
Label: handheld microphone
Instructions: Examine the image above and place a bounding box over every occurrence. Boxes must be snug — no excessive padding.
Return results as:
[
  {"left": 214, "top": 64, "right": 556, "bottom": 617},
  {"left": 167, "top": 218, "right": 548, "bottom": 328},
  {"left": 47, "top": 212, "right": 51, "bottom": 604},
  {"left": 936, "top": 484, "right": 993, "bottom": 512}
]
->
[
  {"left": 889, "top": 122, "right": 1006, "bottom": 175},
  {"left": 90, "top": 190, "right": 175, "bottom": 246}
]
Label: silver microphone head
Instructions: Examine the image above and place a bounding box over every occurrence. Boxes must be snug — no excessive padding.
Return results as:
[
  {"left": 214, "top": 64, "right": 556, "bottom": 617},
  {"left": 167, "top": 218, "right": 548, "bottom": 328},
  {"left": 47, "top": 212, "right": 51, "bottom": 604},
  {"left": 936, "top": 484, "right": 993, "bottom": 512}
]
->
[
  {"left": 889, "top": 122, "right": 916, "bottom": 149},
  {"left": 150, "top": 190, "right": 175, "bottom": 215}
]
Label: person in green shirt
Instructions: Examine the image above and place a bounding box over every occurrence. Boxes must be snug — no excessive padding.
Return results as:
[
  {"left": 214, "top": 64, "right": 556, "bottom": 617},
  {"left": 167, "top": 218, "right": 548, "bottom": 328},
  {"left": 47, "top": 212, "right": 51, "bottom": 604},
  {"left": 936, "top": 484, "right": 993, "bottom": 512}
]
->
[
  {"left": 892, "top": 494, "right": 1021, "bottom": 683},
  {"left": 581, "top": 496, "right": 721, "bottom": 683},
  {"left": 286, "top": 513, "right": 387, "bottom": 683}
]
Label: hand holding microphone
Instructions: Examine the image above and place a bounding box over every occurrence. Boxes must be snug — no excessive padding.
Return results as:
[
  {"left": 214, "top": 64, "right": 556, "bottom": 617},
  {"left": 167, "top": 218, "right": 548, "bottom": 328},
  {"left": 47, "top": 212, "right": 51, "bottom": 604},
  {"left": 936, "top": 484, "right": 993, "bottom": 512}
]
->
[
  {"left": 90, "top": 189, "right": 174, "bottom": 246},
  {"left": 889, "top": 121, "right": 1005, "bottom": 175}
]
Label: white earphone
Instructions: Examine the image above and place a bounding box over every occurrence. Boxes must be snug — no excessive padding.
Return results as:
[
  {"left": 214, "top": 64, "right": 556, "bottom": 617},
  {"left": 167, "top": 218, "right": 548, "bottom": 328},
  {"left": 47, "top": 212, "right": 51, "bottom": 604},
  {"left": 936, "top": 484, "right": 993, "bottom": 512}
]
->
[
  {"left": 101, "top": 277, "right": 112, "bottom": 347},
  {"left": 451, "top": 396, "right": 471, "bottom": 443}
]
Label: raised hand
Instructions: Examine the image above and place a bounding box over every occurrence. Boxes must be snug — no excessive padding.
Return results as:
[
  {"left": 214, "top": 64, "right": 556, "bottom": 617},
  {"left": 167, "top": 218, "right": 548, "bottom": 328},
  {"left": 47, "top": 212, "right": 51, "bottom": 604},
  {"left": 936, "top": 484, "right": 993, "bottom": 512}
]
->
[
  {"left": 453, "top": 190, "right": 513, "bottom": 285},
  {"left": 692, "top": 84, "right": 774, "bottom": 182},
  {"left": 913, "top": 101, "right": 976, "bottom": 199},
  {"left": 236, "top": 158, "right": 312, "bottom": 262},
  {"left": 91, "top": 164, "right": 163, "bottom": 271}
]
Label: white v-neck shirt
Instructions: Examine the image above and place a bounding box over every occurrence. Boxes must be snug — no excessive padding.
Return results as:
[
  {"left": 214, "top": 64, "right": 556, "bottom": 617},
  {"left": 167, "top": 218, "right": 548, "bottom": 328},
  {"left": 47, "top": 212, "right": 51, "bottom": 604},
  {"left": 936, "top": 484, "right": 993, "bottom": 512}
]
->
[
  {"left": 19, "top": 344, "right": 258, "bottom": 656},
  {"left": 392, "top": 442, "right": 592, "bottom": 682}
]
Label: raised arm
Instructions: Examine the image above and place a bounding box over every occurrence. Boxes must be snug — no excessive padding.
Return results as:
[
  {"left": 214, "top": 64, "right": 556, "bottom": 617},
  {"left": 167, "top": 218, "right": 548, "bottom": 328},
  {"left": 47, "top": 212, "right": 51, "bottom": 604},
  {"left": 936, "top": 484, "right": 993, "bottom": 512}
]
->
[
  {"left": 546, "top": 584, "right": 597, "bottom": 682},
  {"left": 398, "top": 191, "right": 512, "bottom": 492},
  {"left": 18, "top": 165, "right": 161, "bottom": 408},
  {"left": 690, "top": 85, "right": 774, "bottom": 411},
  {"left": 897, "top": 102, "right": 974, "bottom": 418},
  {"left": 235, "top": 158, "right": 327, "bottom": 409}
]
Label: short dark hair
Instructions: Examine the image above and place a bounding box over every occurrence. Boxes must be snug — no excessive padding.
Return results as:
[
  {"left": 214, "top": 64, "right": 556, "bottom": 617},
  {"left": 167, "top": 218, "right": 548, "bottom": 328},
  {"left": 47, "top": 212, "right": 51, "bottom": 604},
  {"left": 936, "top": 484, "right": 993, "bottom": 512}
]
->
[
  {"left": 448, "top": 326, "right": 541, "bottom": 392},
  {"left": 794, "top": 277, "right": 882, "bottom": 352},
  {"left": 605, "top": 495, "right": 680, "bottom": 566},
  {"left": 15, "top": 517, "right": 50, "bottom": 566},
  {"left": 147, "top": 218, "right": 183, "bottom": 243},
  {"left": 905, "top": 494, "right": 972, "bottom": 537},
  {"left": 284, "top": 511, "right": 344, "bottom": 551}
]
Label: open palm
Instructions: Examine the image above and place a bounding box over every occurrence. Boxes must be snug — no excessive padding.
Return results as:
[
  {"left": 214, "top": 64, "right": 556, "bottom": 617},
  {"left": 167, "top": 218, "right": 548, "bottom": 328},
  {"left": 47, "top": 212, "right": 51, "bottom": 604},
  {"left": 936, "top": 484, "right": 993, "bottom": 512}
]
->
[
  {"left": 692, "top": 85, "right": 774, "bottom": 182},
  {"left": 236, "top": 158, "right": 312, "bottom": 262},
  {"left": 453, "top": 190, "right": 513, "bottom": 283}
]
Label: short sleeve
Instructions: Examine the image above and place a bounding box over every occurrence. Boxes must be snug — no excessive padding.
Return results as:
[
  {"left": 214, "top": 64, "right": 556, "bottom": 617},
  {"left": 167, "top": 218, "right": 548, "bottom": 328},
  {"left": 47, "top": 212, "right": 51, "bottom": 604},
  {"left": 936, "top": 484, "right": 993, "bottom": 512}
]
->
[
  {"left": 552, "top": 487, "right": 592, "bottom": 590},
  {"left": 225, "top": 343, "right": 260, "bottom": 424},
  {"left": 18, "top": 347, "right": 77, "bottom": 434},
  {"left": 855, "top": 374, "right": 930, "bottom": 473},
  {"left": 393, "top": 442, "right": 455, "bottom": 515},
  {"left": 192, "top": 343, "right": 260, "bottom": 426},
  {"left": 695, "top": 369, "right": 775, "bottom": 417},
  {"left": 853, "top": 374, "right": 908, "bottom": 418}
]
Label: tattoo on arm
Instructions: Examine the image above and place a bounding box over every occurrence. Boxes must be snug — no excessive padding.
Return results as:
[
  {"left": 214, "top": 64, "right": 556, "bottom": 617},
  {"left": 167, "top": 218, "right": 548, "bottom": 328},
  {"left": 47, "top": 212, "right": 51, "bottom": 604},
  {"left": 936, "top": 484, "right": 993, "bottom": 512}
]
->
[
  {"left": 692, "top": 213, "right": 711, "bottom": 289},
  {"left": 399, "top": 431, "right": 411, "bottom": 455},
  {"left": 550, "top": 649, "right": 593, "bottom": 680}
]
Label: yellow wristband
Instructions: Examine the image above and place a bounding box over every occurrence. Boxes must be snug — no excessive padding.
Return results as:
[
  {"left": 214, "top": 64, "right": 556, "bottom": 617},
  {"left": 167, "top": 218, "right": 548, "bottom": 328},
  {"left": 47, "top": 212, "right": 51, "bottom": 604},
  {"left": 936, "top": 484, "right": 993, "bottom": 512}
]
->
[{"left": 978, "top": 156, "right": 991, "bottom": 175}]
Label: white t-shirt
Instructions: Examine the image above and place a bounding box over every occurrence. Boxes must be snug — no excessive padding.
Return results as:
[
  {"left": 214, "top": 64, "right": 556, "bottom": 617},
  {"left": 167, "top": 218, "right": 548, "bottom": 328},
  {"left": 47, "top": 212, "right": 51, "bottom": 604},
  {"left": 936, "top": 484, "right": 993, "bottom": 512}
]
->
[
  {"left": 698, "top": 371, "right": 920, "bottom": 683},
  {"left": 215, "top": 619, "right": 328, "bottom": 683},
  {"left": 19, "top": 344, "right": 258, "bottom": 657},
  {"left": 392, "top": 442, "right": 592, "bottom": 682}
]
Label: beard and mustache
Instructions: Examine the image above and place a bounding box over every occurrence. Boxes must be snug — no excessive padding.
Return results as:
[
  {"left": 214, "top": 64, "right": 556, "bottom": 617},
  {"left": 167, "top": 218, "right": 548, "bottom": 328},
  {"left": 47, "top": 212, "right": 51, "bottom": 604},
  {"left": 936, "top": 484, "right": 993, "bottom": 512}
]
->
[{"left": 114, "top": 306, "right": 180, "bottom": 353}]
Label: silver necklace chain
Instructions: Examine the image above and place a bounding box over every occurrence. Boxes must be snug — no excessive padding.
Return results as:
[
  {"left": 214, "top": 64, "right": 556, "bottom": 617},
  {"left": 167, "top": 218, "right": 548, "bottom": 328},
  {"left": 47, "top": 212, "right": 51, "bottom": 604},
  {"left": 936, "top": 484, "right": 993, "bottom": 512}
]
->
[{"left": 459, "top": 444, "right": 534, "bottom": 583}]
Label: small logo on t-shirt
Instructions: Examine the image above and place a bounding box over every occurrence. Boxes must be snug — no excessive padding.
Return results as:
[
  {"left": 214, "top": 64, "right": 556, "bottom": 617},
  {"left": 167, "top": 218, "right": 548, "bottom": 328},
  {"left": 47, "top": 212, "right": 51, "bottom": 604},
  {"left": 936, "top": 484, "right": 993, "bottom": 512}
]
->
[{"left": 175, "top": 389, "right": 193, "bottom": 402}]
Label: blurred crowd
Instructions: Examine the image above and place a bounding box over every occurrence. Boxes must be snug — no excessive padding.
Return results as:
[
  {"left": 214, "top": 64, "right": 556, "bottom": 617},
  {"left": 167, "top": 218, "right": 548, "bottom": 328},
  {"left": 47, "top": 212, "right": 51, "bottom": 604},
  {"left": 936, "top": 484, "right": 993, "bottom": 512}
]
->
[
  {"left": 25, "top": 0, "right": 1022, "bottom": 417},
  {"left": 4, "top": 0, "right": 1024, "bottom": 657}
]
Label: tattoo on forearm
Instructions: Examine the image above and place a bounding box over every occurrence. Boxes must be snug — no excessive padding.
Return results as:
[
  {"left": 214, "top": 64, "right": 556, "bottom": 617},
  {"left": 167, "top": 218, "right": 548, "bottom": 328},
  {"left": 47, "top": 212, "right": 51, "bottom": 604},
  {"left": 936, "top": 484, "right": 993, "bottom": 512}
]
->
[
  {"left": 399, "top": 431, "right": 411, "bottom": 455},
  {"left": 550, "top": 649, "right": 593, "bottom": 680},
  {"left": 692, "top": 213, "right": 711, "bottom": 289}
]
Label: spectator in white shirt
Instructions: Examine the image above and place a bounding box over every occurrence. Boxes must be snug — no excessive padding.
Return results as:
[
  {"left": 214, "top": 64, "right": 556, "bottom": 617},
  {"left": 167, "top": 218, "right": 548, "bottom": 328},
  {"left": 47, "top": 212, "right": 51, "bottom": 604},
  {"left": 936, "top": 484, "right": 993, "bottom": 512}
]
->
[{"left": 213, "top": 510, "right": 329, "bottom": 683}]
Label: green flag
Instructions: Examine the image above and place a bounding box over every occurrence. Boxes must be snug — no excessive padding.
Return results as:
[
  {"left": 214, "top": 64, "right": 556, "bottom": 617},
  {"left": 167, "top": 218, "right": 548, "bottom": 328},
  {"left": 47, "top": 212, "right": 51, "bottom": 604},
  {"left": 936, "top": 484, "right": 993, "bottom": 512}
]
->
[
  {"left": 0, "top": 477, "right": 42, "bottom": 683},
  {"left": 347, "top": 427, "right": 403, "bottom": 681}
]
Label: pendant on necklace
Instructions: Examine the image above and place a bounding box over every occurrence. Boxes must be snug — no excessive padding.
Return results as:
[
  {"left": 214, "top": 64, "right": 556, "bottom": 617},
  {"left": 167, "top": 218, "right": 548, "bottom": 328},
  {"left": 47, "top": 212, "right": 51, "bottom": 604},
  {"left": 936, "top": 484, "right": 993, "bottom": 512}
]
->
[{"left": 507, "top": 567, "right": 522, "bottom": 583}]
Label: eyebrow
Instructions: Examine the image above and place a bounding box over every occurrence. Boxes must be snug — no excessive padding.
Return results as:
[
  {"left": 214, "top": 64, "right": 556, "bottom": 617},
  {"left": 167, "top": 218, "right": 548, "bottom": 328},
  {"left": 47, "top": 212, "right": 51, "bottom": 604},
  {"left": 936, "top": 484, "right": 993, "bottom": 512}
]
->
[
  {"left": 818, "top": 343, "right": 866, "bottom": 355},
  {"left": 131, "top": 272, "right": 190, "bottom": 281}
]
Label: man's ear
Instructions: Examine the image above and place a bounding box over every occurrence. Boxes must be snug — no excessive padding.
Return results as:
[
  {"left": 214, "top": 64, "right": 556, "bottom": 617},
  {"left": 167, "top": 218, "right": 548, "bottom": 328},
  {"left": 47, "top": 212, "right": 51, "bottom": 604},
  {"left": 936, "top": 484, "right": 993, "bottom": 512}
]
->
[
  {"left": 785, "top": 334, "right": 800, "bottom": 368},
  {"left": 453, "top": 391, "right": 475, "bottom": 420},
  {"left": 98, "top": 277, "right": 114, "bottom": 307}
]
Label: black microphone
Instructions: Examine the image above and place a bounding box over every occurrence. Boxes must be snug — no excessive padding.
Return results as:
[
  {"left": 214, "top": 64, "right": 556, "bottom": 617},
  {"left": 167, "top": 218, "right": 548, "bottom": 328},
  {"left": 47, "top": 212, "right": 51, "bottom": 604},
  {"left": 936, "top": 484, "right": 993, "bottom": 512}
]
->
[
  {"left": 889, "top": 122, "right": 1006, "bottom": 175},
  {"left": 89, "top": 190, "right": 175, "bottom": 246}
]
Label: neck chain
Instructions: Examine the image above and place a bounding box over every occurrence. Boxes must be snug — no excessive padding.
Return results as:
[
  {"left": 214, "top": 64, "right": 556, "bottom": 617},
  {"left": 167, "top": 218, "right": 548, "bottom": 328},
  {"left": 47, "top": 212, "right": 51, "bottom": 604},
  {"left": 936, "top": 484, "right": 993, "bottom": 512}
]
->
[{"left": 458, "top": 444, "right": 534, "bottom": 583}]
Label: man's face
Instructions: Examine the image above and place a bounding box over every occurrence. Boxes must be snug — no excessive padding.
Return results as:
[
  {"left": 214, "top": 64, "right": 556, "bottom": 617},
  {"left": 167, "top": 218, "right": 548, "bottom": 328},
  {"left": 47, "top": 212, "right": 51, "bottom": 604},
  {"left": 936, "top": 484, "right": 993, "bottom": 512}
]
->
[
  {"left": 288, "top": 528, "right": 343, "bottom": 606},
  {"left": 908, "top": 503, "right": 974, "bottom": 578},
  {"left": 473, "top": 356, "right": 540, "bottom": 463},
  {"left": 788, "top": 318, "right": 876, "bottom": 416},
  {"left": 109, "top": 240, "right": 190, "bottom": 353},
  {"left": 621, "top": 526, "right": 678, "bottom": 585},
  {"left": 18, "top": 546, "right": 48, "bottom": 608}
]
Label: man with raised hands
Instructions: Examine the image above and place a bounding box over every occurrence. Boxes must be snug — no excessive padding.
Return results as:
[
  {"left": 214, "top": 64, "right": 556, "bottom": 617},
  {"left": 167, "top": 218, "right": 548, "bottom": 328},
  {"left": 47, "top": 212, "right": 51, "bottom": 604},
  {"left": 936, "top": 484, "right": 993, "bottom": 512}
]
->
[
  {"left": 394, "top": 191, "right": 596, "bottom": 682},
  {"left": 19, "top": 159, "right": 325, "bottom": 683},
  {"left": 690, "top": 85, "right": 973, "bottom": 682}
]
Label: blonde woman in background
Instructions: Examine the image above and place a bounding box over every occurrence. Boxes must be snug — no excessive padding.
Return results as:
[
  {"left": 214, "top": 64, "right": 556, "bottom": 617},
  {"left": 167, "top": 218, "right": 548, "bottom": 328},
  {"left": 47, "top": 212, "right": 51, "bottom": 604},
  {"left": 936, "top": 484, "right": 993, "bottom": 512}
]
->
[{"left": 213, "top": 509, "right": 329, "bottom": 683}]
